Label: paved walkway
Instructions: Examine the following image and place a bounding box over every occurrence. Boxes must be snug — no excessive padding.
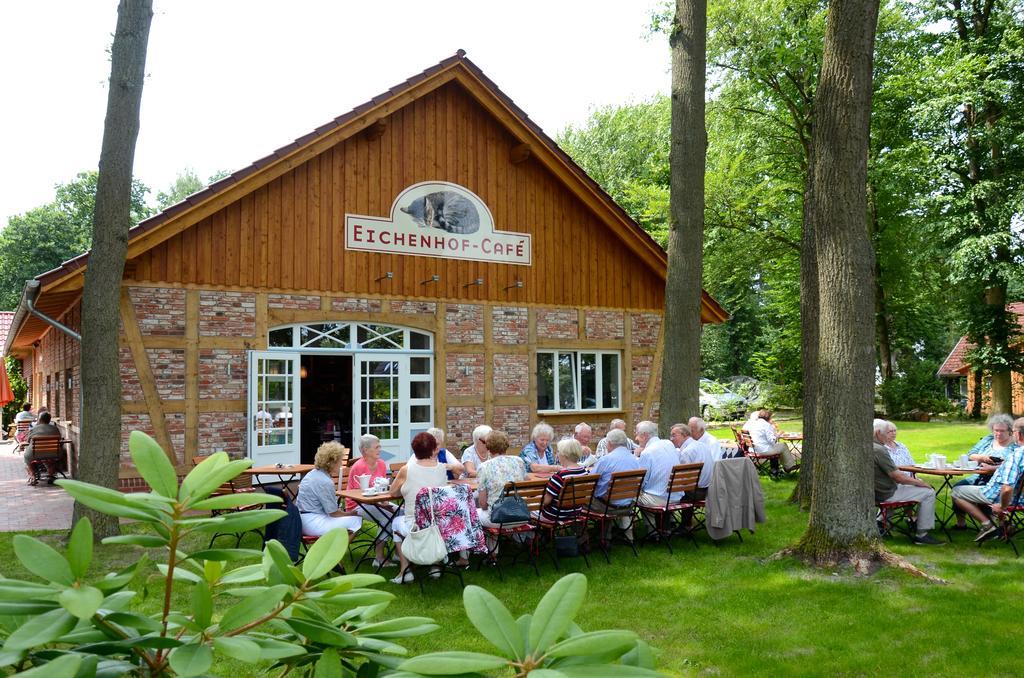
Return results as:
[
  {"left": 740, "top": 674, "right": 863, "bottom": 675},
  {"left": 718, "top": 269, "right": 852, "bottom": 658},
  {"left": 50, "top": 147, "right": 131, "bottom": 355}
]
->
[{"left": 0, "top": 440, "right": 73, "bottom": 532}]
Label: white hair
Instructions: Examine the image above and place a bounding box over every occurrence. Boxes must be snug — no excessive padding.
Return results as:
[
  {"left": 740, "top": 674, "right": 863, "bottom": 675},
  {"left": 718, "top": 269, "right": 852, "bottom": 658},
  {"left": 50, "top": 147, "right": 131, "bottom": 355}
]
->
[
  {"left": 574, "top": 422, "right": 592, "bottom": 435},
  {"left": 605, "top": 428, "right": 629, "bottom": 448},
  {"left": 688, "top": 417, "right": 706, "bottom": 434},
  {"left": 988, "top": 413, "right": 1014, "bottom": 432},
  {"left": 359, "top": 433, "right": 379, "bottom": 452},
  {"left": 472, "top": 425, "right": 493, "bottom": 445},
  {"left": 635, "top": 420, "right": 658, "bottom": 437},
  {"left": 670, "top": 422, "right": 691, "bottom": 438},
  {"left": 426, "top": 427, "right": 445, "bottom": 446},
  {"left": 872, "top": 419, "right": 892, "bottom": 437},
  {"left": 532, "top": 422, "right": 554, "bottom": 441},
  {"left": 609, "top": 418, "right": 626, "bottom": 430}
]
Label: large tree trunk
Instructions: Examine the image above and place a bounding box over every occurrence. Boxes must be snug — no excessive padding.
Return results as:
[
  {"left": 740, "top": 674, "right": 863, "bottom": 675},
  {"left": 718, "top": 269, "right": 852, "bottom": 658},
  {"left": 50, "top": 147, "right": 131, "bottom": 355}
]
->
[
  {"left": 794, "top": 158, "right": 817, "bottom": 510},
  {"left": 660, "top": 0, "right": 707, "bottom": 435},
  {"left": 868, "top": 184, "right": 894, "bottom": 381},
  {"left": 985, "top": 284, "right": 1013, "bottom": 414},
  {"left": 791, "top": 0, "right": 881, "bottom": 568},
  {"left": 75, "top": 0, "right": 154, "bottom": 538}
]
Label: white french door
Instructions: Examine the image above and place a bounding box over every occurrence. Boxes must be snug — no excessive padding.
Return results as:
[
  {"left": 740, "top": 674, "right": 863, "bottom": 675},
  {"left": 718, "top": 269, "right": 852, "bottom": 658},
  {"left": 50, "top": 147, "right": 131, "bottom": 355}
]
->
[
  {"left": 353, "top": 355, "right": 433, "bottom": 463},
  {"left": 248, "top": 351, "right": 301, "bottom": 466}
]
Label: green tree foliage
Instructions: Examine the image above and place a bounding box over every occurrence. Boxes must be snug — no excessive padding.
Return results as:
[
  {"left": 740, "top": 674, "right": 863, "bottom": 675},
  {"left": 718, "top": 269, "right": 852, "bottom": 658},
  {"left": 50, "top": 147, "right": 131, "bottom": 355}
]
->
[
  {"left": 1, "top": 357, "right": 28, "bottom": 428},
  {"left": 156, "top": 168, "right": 231, "bottom": 211},
  {"left": 0, "top": 171, "right": 151, "bottom": 310}
]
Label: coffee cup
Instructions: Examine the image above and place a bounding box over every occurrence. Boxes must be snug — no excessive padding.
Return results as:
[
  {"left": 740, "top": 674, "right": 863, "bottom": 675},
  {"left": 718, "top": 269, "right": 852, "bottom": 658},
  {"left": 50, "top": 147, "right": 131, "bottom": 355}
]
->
[{"left": 934, "top": 455, "right": 947, "bottom": 470}]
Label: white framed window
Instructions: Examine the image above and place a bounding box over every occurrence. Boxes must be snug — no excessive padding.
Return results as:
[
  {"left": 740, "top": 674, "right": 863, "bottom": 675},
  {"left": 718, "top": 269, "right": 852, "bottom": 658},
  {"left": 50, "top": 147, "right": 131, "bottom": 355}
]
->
[{"left": 537, "top": 350, "right": 620, "bottom": 413}]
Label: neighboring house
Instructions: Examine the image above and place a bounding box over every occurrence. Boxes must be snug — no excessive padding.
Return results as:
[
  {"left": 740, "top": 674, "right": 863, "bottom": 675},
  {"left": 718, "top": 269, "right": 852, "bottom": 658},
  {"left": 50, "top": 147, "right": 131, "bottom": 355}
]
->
[
  {"left": 937, "top": 302, "right": 1024, "bottom": 414},
  {"left": 2, "top": 52, "right": 728, "bottom": 491}
]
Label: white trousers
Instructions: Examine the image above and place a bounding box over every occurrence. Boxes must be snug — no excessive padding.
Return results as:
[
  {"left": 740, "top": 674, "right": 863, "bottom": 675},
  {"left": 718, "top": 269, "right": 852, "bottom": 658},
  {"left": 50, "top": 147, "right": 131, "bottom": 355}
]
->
[
  {"left": 300, "top": 512, "right": 362, "bottom": 537},
  {"left": 885, "top": 484, "right": 936, "bottom": 532}
]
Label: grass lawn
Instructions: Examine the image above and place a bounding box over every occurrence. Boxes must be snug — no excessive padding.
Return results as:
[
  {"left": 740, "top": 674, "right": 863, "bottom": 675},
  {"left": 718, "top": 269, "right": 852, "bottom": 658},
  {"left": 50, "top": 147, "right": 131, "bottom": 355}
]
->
[{"left": 2, "top": 420, "right": 1017, "bottom": 676}]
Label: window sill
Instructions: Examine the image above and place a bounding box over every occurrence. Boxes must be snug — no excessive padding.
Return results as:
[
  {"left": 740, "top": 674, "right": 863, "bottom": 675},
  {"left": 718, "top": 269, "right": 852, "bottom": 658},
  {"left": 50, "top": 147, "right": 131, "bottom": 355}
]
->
[{"left": 536, "top": 408, "right": 625, "bottom": 417}]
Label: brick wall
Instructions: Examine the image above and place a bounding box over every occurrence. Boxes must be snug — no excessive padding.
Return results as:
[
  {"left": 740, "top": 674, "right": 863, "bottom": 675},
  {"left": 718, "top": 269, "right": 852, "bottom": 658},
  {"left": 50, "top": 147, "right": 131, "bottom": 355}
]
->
[
  {"left": 445, "top": 304, "right": 484, "bottom": 343},
  {"left": 199, "top": 291, "right": 256, "bottom": 337},
  {"left": 492, "top": 306, "right": 528, "bottom": 344},
  {"left": 130, "top": 287, "right": 186, "bottom": 336},
  {"left": 493, "top": 405, "right": 530, "bottom": 447},
  {"left": 446, "top": 354, "right": 485, "bottom": 396},
  {"left": 148, "top": 349, "right": 186, "bottom": 399},
  {"left": 392, "top": 300, "right": 437, "bottom": 315},
  {"left": 631, "top": 312, "right": 661, "bottom": 347},
  {"left": 445, "top": 406, "right": 485, "bottom": 449},
  {"left": 331, "top": 297, "right": 382, "bottom": 313},
  {"left": 632, "top": 355, "right": 653, "bottom": 394},
  {"left": 586, "top": 310, "right": 624, "bottom": 340},
  {"left": 536, "top": 308, "right": 578, "bottom": 340},
  {"left": 268, "top": 294, "right": 321, "bottom": 310},
  {"left": 120, "top": 413, "right": 185, "bottom": 466},
  {"left": 199, "top": 349, "right": 247, "bottom": 399},
  {"left": 493, "top": 354, "right": 529, "bottom": 397},
  {"left": 198, "top": 412, "right": 247, "bottom": 457}
]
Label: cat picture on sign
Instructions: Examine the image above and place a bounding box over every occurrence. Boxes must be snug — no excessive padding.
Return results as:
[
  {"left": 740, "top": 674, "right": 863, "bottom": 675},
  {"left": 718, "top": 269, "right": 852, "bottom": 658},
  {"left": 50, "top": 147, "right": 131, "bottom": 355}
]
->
[{"left": 400, "top": 190, "right": 480, "bottom": 234}]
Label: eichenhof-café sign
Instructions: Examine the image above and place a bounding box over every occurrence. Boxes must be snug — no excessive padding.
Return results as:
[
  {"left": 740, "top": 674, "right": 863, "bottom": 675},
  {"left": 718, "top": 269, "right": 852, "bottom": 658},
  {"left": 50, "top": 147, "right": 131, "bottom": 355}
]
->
[{"left": 345, "top": 181, "right": 532, "bottom": 266}]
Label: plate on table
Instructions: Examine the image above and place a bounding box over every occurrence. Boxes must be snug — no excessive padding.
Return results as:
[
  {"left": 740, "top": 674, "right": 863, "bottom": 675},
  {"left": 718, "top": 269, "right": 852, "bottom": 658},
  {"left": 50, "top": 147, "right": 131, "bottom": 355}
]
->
[
  {"left": 362, "top": 489, "right": 379, "bottom": 497},
  {"left": 919, "top": 463, "right": 935, "bottom": 469}
]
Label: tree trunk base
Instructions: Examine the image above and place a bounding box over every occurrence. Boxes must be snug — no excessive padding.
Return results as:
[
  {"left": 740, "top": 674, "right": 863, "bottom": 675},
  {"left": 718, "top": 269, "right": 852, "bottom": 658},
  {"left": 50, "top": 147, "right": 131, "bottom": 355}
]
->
[{"left": 771, "top": 533, "right": 945, "bottom": 583}]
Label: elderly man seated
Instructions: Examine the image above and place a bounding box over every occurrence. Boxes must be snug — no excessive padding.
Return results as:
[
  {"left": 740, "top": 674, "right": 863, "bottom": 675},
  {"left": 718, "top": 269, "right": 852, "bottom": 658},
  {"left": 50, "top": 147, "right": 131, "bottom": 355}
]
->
[
  {"left": 594, "top": 418, "right": 638, "bottom": 458},
  {"left": 589, "top": 428, "right": 642, "bottom": 539},
  {"left": 952, "top": 416, "right": 1024, "bottom": 542},
  {"left": 676, "top": 422, "right": 718, "bottom": 501},
  {"left": 23, "top": 412, "right": 61, "bottom": 485},
  {"left": 873, "top": 423, "right": 943, "bottom": 545}
]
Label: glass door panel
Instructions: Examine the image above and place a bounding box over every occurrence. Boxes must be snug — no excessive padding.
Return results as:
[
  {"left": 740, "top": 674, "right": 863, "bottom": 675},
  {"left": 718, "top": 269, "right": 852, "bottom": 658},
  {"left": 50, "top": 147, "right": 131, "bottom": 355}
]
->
[{"left": 248, "top": 351, "right": 301, "bottom": 466}]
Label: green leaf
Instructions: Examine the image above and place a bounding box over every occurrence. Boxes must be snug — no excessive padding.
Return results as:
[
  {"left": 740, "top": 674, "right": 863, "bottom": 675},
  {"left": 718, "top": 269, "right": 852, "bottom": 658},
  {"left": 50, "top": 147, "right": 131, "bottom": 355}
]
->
[
  {"left": 286, "top": 618, "right": 357, "bottom": 647},
  {"left": 552, "top": 666, "right": 662, "bottom": 678},
  {"left": 100, "top": 534, "right": 168, "bottom": 548},
  {"left": 3, "top": 608, "right": 76, "bottom": 650},
  {"left": 188, "top": 548, "right": 264, "bottom": 562},
  {"left": 219, "top": 584, "right": 288, "bottom": 632},
  {"left": 620, "top": 639, "right": 655, "bottom": 669},
  {"left": 315, "top": 648, "right": 343, "bottom": 678},
  {"left": 357, "top": 616, "right": 439, "bottom": 637},
  {"left": 0, "top": 579, "right": 60, "bottom": 600},
  {"left": 398, "top": 651, "right": 509, "bottom": 675},
  {"left": 0, "top": 600, "right": 60, "bottom": 615},
  {"left": 103, "top": 612, "right": 161, "bottom": 634},
  {"left": 156, "top": 563, "right": 202, "bottom": 583},
  {"left": 66, "top": 518, "right": 93, "bottom": 579},
  {"left": 189, "top": 508, "right": 287, "bottom": 534},
  {"left": 168, "top": 643, "right": 213, "bottom": 677},
  {"left": 252, "top": 637, "right": 307, "bottom": 660},
  {"left": 213, "top": 636, "right": 262, "bottom": 663},
  {"left": 463, "top": 584, "right": 523, "bottom": 660},
  {"left": 264, "top": 540, "right": 301, "bottom": 583},
  {"left": 219, "top": 564, "right": 265, "bottom": 584},
  {"left": 12, "top": 535, "right": 73, "bottom": 585},
  {"left": 182, "top": 456, "right": 253, "bottom": 502},
  {"left": 179, "top": 451, "right": 228, "bottom": 499},
  {"left": 13, "top": 653, "right": 82, "bottom": 677},
  {"left": 122, "top": 635, "right": 184, "bottom": 649},
  {"left": 129, "top": 430, "right": 179, "bottom": 498},
  {"left": 56, "top": 480, "right": 162, "bottom": 521},
  {"left": 545, "top": 630, "right": 637, "bottom": 659},
  {"left": 59, "top": 585, "right": 104, "bottom": 619},
  {"left": 316, "top": 573, "right": 384, "bottom": 590},
  {"left": 302, "top": 528, "right": 349, "bottom": 580},
  {"left": 528, "top": 671, "right": 567, "bottom": 678},
  {"left": 192, "top": 580, "right": 212, "bottom": 628},
  {"left": 192, "top": 492, "right": 282, "bottom": 511},
  {"left": 529, "top": 573, "right": 587, "bottom": 654}
]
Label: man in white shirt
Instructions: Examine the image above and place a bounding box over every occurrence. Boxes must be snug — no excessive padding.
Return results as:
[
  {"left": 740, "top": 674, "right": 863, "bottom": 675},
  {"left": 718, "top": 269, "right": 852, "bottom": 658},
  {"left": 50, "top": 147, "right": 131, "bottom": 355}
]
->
[
  {"left": 687, "top": 417, "right": 721, "bottom": 459},
  {"left": 669, "top": 422, "right": 700, "bottom": 457},
  {"left": 637, "top": 422, "right": 685, "bottom": 529},
  {"left": 748, "top": 409, "right": 796, "bottom": 473},
  {"left": 674, "top": 421, "right": 718, "bottom": 498}
]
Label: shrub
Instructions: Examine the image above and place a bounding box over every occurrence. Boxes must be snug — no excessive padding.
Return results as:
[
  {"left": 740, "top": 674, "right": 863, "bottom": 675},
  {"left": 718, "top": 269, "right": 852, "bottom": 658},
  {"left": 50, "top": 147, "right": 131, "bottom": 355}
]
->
[{"left": 879, "top": 359, "right": 952, "bottom": 416}]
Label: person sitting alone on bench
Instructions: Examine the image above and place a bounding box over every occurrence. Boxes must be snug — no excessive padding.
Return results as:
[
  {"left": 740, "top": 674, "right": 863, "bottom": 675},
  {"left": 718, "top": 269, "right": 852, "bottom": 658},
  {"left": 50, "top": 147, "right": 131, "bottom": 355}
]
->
[{"left": 23, "top": 412, "right": 60, "bottom": 484}]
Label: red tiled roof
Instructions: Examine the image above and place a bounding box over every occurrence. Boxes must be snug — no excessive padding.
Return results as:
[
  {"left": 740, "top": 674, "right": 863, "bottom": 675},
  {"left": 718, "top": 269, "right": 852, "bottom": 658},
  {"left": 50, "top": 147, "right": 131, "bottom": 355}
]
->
[
  {"left": 937, "top": 302, "right": 1024, "bottom": 376},
  {"left": 0, "top": 312, "right": 12, "bottom": 350}
]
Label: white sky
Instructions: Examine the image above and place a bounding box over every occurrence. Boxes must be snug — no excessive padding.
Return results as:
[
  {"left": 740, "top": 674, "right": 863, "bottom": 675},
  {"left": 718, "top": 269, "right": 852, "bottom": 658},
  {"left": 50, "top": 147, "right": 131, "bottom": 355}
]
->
[{"left": 0, "top": 0, "right": 671, "bottom": 228}]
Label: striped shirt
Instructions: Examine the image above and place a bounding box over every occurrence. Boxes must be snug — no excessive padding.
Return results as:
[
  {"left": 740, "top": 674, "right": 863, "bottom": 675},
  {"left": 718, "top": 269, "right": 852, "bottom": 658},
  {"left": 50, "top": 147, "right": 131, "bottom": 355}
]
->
[
  {"left": 981, "top": 447, "right": 1024, "bottom": 503},
  {"left": 540, "top": 466, "right": 589, "bottom": 521}
]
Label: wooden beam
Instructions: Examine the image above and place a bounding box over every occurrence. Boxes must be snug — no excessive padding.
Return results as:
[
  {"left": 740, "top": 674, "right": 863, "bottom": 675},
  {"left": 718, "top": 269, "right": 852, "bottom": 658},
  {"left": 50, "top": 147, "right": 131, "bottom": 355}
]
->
[
  {"left": 510, "top": 143, "right": 532, "bottom": 164},
  {"left": 434, "top": 303, "right": 447, "bottom": 431},
  {"left": 623, "top": 313, "right": 633, "bottom": 425},
  {"left": 641, "top": 320, "right": 666, "bottom": 421},
  {"left": 184, "top": 291, "right": 199, "bottom": 466},
  {"left": 119, "top": 289, "right": 177, "bottom": 464},
  {"left": 484, "top": 303, "right": 494, "bottom": 425}
]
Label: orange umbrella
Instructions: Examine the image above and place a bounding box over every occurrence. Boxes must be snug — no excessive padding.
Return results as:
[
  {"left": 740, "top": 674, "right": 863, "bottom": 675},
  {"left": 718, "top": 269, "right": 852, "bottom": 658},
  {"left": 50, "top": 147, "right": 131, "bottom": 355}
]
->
[{"left": 0, "top": 360, "right": 13, "bottom": 406}]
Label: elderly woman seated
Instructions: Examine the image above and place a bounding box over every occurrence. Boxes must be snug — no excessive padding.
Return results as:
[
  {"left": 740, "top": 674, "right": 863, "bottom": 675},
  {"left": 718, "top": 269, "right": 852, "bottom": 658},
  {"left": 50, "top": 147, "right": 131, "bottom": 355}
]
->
[
  {"left": 295, "top": 442, "right": 361, "bottom": 537},
  {"left": 537, "top": 439, "right": 590, "bottom": 522},
  {"left": 873, "top": 419, "right": 914, "bottom": 476},
  {"left": 520, "top": 422, "right": 561, "bottom": 474},
  {"left": 389, "top": 432, "right": 452, "bottom": 584},
  {"left": 475, "top": 430, "right": 529, "bottom": 527},
  {"left": 952, "top": 412, "right": 1018, "bottom": 529}
]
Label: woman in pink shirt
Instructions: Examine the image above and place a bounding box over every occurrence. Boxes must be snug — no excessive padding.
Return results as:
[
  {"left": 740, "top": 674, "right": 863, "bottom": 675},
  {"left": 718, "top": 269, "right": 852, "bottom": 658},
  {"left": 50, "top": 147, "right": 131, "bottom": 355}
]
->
[{"left": 346, "top": 434, "right": 396, "bottom": 568}]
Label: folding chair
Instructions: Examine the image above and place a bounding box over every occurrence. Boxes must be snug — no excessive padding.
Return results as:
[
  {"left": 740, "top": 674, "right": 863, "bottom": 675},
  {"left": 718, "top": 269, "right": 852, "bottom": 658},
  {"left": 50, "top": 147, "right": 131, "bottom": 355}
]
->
[
  {"left": 26, "top": 436, "right": 68, "bottom": 485},
  {"left": 584, "top": 469, "right": 647, "bottom": 562},
  {"left": 740, "top": 430, "right": 781, "bottom": 479},
  {"left": 479, "top": 479, "right": 547, "bottom": 579},
  {"left": 532, "top": 474, "right": 598, "bottom": 570},
  {"left": 638, "top": 463, "right": 703, "bottom": 552},
  {"left": 877, "top": 499, "right": 917, "bottom": 542},
  {"left": 192, "top": 455, "right": 263, "bottom": 548},
  {"left": 990, "top": 473, "right": 1024, "bottom": 557}
]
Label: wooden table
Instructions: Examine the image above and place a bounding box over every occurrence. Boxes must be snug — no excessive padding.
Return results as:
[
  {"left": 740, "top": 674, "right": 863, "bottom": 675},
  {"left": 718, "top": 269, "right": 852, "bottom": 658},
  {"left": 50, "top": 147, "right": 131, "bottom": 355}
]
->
[
  {"left": 899, "top": 464, "right": 994, "bottom": 535},
  {"left": 779, "top": 432, "right": 803, "bottom": 457},
  {"left": 243, "top": 464, "right": 315, "bottom": 499},
  {"left": 337, "top": 488, "right": 401, "bottom": 571}
]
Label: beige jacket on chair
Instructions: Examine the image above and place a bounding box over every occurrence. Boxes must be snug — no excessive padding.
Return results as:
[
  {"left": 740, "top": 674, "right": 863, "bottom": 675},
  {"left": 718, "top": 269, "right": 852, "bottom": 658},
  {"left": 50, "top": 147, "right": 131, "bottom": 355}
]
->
[{"left": 706, "top": 457, "right": 766, "bottom": 540}]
